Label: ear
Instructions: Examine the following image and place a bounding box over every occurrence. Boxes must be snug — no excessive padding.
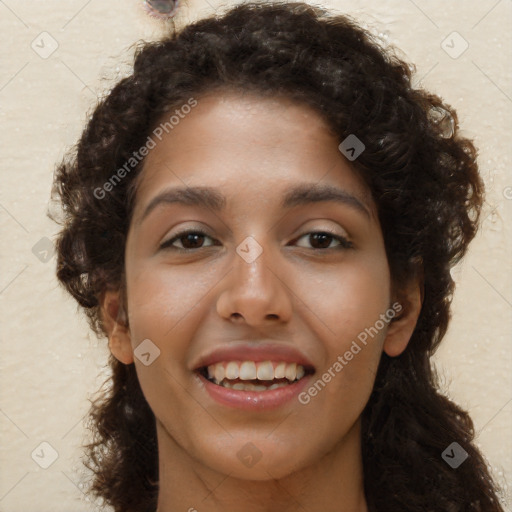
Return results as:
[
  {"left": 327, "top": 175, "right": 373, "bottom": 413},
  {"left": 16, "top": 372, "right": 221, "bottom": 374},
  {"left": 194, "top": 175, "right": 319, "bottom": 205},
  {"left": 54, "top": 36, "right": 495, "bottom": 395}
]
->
[
  {"left": 100, "top": 289, "right": 134, "bottom": 365},
  {"left": 383, "top": 274, "right": 423, "bottom": 357}
]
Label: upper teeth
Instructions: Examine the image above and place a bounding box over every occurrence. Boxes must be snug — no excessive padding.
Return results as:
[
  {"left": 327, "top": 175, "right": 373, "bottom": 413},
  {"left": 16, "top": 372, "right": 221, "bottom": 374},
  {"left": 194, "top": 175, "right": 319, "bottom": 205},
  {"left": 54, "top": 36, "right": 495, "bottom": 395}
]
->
[{"left": 206, "top": 361, "right": 306, "bottom": 382}]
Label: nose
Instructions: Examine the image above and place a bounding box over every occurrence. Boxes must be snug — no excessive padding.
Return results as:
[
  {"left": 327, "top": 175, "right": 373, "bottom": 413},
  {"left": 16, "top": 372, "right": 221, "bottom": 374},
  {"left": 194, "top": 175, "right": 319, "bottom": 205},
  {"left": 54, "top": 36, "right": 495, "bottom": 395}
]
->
[{"left": 216, "top": 238, "right": 293, "bottom": 327}]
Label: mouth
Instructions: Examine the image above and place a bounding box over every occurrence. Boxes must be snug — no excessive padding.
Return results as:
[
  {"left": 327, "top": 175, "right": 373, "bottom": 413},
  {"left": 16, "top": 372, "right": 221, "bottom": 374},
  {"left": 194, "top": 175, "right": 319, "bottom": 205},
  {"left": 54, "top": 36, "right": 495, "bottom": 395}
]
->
[{"left": 196, "top": 360, "right": 315, "bottom": 392}]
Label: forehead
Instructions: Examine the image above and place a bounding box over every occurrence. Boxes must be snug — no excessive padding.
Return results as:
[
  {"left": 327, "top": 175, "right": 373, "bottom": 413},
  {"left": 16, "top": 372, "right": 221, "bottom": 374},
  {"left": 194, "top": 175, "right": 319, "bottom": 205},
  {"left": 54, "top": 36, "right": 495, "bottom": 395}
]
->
[{"left": 130, "top": 91, "right": 374, "bottom": 220}]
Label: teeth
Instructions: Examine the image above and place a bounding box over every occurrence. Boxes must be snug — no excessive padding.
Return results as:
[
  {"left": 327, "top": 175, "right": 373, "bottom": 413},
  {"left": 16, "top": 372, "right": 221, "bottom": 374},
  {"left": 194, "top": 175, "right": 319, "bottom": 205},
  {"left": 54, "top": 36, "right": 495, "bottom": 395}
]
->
[
  {"left": 205, "top": 360, "right": 308, "bottom": 385},
  {"left": 256, "top": 361, "right": 274, "bottom": 380},
  {"left": 285, "top": 362, "right": 297, "bottom": 381},
  {"left": 268, "top": 382, "right": 289, "bottom": 390},
  {"left": 274, "top": 362, "right": 286, "bottom": 379},
  {"left": 222, "top": 380, "right": 291, "bottom": 391},
  {"left": 225, "top": 361, "right": 239, "bottom": 380},
  {"left": 239, "top": 361, "right": 257, "bottom": 380},
  {"left": 214, "top": 364, "right": 225, "bottom": 382}
]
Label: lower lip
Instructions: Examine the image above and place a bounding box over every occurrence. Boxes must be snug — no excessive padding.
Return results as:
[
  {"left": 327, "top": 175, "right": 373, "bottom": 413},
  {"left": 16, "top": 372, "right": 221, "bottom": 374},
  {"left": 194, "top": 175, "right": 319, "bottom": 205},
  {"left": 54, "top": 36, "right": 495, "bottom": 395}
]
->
[{"left": 196, "top": 372, "right": 313, "bottom": 411}]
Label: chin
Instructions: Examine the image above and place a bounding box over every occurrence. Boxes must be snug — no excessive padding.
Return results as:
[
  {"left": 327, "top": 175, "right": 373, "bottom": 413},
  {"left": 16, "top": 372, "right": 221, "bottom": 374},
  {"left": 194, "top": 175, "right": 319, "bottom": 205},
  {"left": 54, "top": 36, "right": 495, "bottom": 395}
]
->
[{"left": 198, "top": 437, "right": 312, "bottom": 481}]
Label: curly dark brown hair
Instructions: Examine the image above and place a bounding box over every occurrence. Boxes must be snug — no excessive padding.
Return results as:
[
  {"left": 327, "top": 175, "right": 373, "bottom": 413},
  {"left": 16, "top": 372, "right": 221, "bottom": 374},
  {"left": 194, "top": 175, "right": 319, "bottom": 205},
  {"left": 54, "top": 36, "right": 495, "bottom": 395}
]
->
[{"left": 48, "top": 2, "right": 506, "bottom": 511}]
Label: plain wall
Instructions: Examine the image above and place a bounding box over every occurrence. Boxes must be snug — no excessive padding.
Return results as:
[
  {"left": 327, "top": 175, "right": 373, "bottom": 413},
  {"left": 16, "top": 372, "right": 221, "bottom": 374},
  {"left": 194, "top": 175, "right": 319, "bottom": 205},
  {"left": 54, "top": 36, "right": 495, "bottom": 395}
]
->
[{"left": 0, "top": 0, "right": 510, "bottom": 510}]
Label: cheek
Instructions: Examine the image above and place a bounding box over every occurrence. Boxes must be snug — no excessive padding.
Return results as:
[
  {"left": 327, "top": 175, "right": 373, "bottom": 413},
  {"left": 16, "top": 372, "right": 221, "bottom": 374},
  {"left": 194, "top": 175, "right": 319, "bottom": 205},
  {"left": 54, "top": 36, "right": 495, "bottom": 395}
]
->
[
  {"left": 126, "top": 260, "right": 217, "bottom": 344},
  {"left": 124, "top": 264, "right": 217, "bottom": 428},
  {"left": 295, "top": 253, "right": 390, "bottom": 399},
  {"left": 124, "top": 261, "right": 224, "bottom": 411},
  {"left": 295, "top": 252, "right": 391, "bottom": 341}
]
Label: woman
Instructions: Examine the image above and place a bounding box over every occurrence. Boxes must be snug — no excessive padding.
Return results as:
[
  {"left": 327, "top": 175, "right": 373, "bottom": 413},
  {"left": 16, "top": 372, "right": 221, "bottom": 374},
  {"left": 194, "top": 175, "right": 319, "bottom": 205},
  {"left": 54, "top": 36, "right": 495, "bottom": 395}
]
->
[{"left": 49, "top": 1, "right": 506, "bottom": 510}]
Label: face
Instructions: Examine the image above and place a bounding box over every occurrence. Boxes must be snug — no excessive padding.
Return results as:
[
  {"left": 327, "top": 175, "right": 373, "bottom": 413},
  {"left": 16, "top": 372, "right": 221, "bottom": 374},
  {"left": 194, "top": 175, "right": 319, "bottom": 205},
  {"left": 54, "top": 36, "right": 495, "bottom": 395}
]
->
[{"left": 105, "top": 90, "right": 417, "bottom": 481}]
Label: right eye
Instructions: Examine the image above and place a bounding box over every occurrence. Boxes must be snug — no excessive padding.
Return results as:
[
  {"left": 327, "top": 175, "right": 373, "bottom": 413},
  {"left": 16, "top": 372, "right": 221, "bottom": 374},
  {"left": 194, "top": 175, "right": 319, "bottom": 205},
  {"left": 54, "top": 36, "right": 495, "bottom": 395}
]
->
[{"left": 159, "top": 230, "right": 218, "bottom": 251}]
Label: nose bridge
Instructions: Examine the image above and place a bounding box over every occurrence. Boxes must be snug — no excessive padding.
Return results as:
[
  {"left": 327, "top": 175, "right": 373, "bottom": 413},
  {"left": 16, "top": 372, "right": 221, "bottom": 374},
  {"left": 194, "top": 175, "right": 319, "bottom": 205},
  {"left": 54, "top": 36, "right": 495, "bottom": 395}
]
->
[
  {"left": 216, "top": 234, "right": 292, "bottom": 324},
  {"left": 236, "top": 236, "right": 271, "bottom": 289}
]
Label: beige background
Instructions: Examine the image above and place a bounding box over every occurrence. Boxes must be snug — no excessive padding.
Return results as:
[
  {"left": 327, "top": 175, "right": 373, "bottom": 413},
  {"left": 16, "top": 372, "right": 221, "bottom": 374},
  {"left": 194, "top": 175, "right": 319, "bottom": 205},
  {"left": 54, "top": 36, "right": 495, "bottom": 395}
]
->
[{"left": 0, "top": 0, "right": 510, "bottom": 510}]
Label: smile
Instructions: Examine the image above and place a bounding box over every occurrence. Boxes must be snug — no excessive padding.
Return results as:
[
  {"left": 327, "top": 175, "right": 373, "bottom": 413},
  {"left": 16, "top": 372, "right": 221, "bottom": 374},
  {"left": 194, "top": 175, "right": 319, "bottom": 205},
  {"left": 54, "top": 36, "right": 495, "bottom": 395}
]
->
[{"left": 198, "top": 360, "right": 314, "bottom": 391}]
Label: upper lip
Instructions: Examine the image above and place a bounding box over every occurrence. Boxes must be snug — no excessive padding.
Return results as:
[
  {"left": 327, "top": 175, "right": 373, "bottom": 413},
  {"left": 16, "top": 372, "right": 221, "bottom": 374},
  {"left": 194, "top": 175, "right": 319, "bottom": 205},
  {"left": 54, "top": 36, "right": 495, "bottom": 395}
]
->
[{"left": 191, "top": 342, "right": 316, "bottom": 371}]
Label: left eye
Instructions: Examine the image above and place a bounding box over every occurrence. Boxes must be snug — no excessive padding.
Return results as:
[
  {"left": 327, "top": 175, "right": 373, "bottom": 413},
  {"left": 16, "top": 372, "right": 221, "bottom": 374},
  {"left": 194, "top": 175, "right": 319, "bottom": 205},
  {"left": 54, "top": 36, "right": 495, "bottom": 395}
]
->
[
  {"left": 160, "top": 230, "right": 352, "bottom": 251},
  {"left": 293, "top": 231, "right": 353, "bottom": 250}
]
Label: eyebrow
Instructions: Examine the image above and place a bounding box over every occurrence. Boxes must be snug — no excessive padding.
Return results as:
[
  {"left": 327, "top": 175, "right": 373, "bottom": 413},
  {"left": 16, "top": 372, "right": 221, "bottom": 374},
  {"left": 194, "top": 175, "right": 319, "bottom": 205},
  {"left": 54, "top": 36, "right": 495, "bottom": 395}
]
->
[{"left": 137, "top": 183, "right": 370, "bottom": 226}]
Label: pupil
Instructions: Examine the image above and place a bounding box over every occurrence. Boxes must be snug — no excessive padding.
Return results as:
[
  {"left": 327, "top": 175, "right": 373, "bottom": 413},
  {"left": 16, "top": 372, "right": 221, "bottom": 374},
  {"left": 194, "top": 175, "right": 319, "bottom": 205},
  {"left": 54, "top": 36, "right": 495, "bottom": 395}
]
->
[
  {"left": 311, "top": 233, "right": 332, "bottom": 249},
  {"left": 182, "top": 234, "right": 204, "bottom": 249}
]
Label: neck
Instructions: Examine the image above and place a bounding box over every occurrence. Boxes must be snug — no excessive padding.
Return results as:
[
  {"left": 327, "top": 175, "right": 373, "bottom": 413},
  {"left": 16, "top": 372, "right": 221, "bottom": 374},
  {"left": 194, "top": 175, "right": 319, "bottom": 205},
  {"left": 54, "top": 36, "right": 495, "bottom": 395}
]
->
[{"left": 155, "top": 419, "right": 368, "bottom": 512}]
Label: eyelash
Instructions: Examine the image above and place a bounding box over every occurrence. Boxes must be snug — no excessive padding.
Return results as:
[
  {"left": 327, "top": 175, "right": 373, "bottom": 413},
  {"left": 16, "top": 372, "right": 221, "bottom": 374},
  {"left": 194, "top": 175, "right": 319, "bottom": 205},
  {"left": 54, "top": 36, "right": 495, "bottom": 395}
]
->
[{"left": 159, "top": 229, "right": 353, "bottom": 252}]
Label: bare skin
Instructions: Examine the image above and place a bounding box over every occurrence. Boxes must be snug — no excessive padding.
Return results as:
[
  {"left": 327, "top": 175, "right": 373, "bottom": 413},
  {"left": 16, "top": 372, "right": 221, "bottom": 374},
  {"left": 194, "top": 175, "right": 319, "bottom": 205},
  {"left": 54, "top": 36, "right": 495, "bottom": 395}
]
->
[{"left": 100, "top": 90, "right": 422, "bottom": 512}]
